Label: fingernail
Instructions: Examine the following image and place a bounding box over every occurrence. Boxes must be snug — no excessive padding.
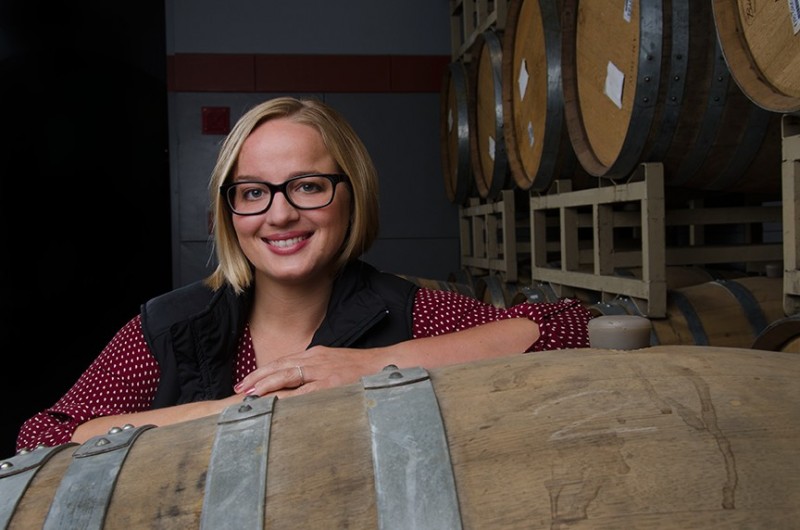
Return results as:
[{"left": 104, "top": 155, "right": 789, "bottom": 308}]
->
[
  {"left": 244, "top": 387, "right": 256, "bottom": 395},
  {"left": 234, "top": 382, "right": 243, "bottom": 392}
]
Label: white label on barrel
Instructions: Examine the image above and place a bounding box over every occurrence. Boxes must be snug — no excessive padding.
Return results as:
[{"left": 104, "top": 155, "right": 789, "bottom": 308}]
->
[
  {"left": 623, "top": 0, "right": 633, "bottom": 22},
  {"left": 448, "top": 108, "right": 453, "bottom": 133},
  {"left": 518, "top": 58, "right": 529, "bottom": 101},
  {"left": 527, "top": 121, "right": 535, "bottom": 147},
  {"left": 789, "top": 0, "right": 800, "bottom": 34},
  {"left": 605, "top": 61, "right": 625, "bottom": 109},
  {"left": 488, "top": 136, "right": 496, "bottom": 161}
]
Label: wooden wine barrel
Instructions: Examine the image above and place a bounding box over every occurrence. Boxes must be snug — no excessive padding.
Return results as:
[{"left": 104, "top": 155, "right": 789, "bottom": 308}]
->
[
  {"left": 591, "top": 276, "right": 786, "bottom": 348},
  {"left": 474, "top": 274, "right": 519, "bottom": 308},
  {"left": 751, "top": 314, "right": 800, "bottom": 353},
  {"left": 561, "top": 0, "right": 782, "bottom": 196},
  {"left": 396, "top": 274, "right": 476, "bottom": 299},
  {"left": 613, "top": 265, "right": 746, "bottom": 290},
  {"left": 471, "top": 29, "right": 512, "bottom": 199},
  {"left": 447, "top": 268, "right": 481, "bottom": 296},
  {"left": 512, "top": 281, "right": 563, "bottom": 305},
  {"left": 512, "top": 266, "right": 737, "bottom": 308},
  {"left": 440, "top": 60, "right": 476, "bottom": 205},
  {"left": 502, "top": 0, "right": 591, "bottom": 192},
  {"left": 3, "top": 346, "right": 800, "bottom": 528},
  {"left": 712, "top": 0, "right": 800, "bottom": 113}
]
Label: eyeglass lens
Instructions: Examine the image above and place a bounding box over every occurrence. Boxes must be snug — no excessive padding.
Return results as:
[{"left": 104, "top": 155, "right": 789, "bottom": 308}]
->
[{"left": 227, "top": 174, "right": 338, "bottom": 214}]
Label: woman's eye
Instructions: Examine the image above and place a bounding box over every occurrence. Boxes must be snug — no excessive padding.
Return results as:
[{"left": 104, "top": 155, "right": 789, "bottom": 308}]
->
[
  {"left": 242, "top": 186, "right": 266, "bottom": 200},
  {"left": 295, "top": 181, "right": 323, "bottom": 194},
  {"left": 300, "top": 183, "right": 322, "bottom": 193}
]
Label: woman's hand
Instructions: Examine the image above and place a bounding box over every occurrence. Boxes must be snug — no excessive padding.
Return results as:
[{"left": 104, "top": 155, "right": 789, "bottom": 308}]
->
[{"left": 233, "top": 345, "right": 392, "bottom": 398}]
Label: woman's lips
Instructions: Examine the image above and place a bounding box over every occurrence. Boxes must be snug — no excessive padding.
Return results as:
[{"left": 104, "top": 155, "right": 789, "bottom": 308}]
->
[{"left": 267, "top": 235, "right": 308, "bottom": 248}]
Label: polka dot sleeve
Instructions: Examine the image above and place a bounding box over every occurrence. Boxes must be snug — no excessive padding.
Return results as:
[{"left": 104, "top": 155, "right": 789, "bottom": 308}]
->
[
  {"left": 15, "top": 316, "right": 258, "bottom": 452},
  {"left": 411, "top": 288, "right": 592, "bottom": 351},
  {"left": 15, "top": 315, "right": 160, "bottom": 451}
]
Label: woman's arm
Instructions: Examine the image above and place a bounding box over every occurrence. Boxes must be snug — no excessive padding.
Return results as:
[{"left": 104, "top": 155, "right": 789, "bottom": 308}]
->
[
  {"left": 15, "top": 316, "right": 246, "bottom": 449},
  {"left": 17, "top": 291, "right": 590, "bottom": 450},
  {"left": 71, "top": 314, "right": 524, "bottom": 440},
  {"left": 69, "top": 394, "right": 244, "bottom": 444},
  {"left": 233, "top": 290, "right": 591, "bottom": 397}
]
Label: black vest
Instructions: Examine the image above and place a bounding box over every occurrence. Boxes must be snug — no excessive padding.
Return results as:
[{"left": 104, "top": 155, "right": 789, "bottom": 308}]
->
[{"left": 140, "top": 260, "right": 418, "bottom": 408}]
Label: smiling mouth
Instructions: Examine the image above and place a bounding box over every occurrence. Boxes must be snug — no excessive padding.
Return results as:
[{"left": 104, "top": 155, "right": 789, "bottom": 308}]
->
[{"left": 267, "top": 235, "right": 308, "bottom": 248}]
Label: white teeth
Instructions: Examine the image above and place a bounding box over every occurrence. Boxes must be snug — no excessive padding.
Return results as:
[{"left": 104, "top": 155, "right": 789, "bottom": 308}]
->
[{"left": 269, "top": 236, "right": 306, "bottom": 248}]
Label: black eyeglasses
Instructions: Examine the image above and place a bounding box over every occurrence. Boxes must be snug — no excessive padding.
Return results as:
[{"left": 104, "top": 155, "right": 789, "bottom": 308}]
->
[{"left": 221, "top": 173, "right": 348, "bottom": 215}]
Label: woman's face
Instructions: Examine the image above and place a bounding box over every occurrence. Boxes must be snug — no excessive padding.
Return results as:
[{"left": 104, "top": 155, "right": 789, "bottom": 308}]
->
[{"left": 231, "top": 118, "right": 352, "bottom": 287}]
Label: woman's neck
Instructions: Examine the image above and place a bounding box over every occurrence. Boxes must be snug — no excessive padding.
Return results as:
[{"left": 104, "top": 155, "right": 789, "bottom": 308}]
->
[{"left": 247, "top": 274, "right": 334, "bottom": 362}]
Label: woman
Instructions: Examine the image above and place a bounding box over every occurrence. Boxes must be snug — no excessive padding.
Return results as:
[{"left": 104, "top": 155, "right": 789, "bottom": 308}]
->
[{"left": 16, "top": 97, "right": 592, "bottom": 451}]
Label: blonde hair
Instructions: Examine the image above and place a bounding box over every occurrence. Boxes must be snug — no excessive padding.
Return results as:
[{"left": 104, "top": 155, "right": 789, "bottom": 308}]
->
[{"left": 205, "top": 97, "right": 380, "bottom": 293}]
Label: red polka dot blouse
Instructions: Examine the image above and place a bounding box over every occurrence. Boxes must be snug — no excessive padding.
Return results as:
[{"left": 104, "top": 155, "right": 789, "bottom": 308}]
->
[{"left": 16, "top": 289, "right": 591, "bottom": 451}]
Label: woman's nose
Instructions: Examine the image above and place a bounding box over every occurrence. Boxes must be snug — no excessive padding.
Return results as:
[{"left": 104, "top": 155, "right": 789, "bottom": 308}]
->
[{"left": 265, "top": 191, "right": 300, "bottom": 223}]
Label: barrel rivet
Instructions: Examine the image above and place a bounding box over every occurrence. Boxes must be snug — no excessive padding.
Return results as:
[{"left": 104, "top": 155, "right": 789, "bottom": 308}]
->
[
  {"left": 0, "top": 461, "right": 12, "bottom": 469},
  {"left": 95, "top": 438, "right": 111, "bottom": 447},
  {"left": 388, "top": 371, "right": 404, "bottom": 380},
  {"left": 238, "top": 404, "right": 253, "bottom": 413},
  {"left": 108, "top": 426, "right": 122, "bottom": 434}
]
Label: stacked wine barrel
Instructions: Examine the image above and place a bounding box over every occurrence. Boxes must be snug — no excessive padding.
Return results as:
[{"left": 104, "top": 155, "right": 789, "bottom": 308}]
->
[
  {"left": 439, "top": 0, "right": 797, "bottom": 348},
  {"left": 440, "top": 0, "right": 794, "bottom": 203}
]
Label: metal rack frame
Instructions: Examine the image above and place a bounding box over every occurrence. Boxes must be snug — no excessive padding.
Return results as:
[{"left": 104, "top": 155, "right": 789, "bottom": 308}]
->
[{"left": 783, "top": 114, "right": 800, "bottom": 315}]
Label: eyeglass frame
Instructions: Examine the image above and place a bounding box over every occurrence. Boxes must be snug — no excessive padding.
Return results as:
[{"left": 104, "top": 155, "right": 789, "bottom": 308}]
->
[{"left": 220, "top": 173, "right": 349, "bottom": 216}]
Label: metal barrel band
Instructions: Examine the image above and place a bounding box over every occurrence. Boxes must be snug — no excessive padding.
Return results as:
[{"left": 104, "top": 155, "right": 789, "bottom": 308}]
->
[
  {"left": 713, "top": 279, "right": 768, "bottom": 336},
  {"left": 200, "top": 395, "right": 276, "bottom": 530},
  {"left": 363, "top": 365, "right": 463, "bottom": 530},
  {"left": 0, "top": 444, "right": 76, "bottom": 530},
  {"left": 671, "top": 290, "right": 709, "bottom": 345},
  {"left": 43, "top": 424, "right": 155, "bottom": 530}
]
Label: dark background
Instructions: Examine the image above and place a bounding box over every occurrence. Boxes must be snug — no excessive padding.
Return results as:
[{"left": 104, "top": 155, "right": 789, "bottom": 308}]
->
[{"left": 0, "top": 1, "right": 172, "bottom": 457}]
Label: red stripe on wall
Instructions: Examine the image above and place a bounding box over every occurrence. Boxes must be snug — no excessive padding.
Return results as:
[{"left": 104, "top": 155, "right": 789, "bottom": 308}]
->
[
  {"left": 167, "top": 53, "right": 450, "bottom": 93},
  {"left": 168, "top": 54, "right": 256, "bottom": 92}
]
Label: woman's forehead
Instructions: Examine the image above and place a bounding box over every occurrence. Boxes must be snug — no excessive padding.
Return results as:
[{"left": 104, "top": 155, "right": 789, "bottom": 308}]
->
[{"left": 237, "top": 119, "right": 335, "bottom": 175}]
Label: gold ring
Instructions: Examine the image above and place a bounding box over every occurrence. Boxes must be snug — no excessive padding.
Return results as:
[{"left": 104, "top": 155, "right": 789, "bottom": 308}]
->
[{"left": 296, "top": 365, "right": 305, "bottom": 385}]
